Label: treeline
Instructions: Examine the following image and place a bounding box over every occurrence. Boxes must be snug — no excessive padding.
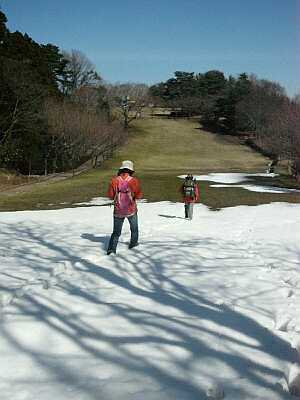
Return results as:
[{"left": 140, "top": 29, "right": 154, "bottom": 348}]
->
[
  {"left": 2, "top": 8, "right": 299, "bottom": 180},
  {"left": 150, "top": 71, "right": 300, "bottom": 180},
  {"left": 0, "top": 11, "right": 149, "bottom": 176}
]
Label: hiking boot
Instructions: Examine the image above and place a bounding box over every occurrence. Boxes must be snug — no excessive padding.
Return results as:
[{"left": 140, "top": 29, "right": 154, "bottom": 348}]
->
[
  {"left": 128, "top": 242, "right": 139, "bottom": 250},
  {"left": 107, "top": 249, "right": 116, "bottom": 255}
]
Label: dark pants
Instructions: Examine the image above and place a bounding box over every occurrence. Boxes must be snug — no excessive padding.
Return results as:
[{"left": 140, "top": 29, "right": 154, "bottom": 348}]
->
[
  {"left": 185, "top": 203, "right": 194, "bottom": 220},
  {"left": 107, "top": 213, "right": 139, "bottom": 253}
]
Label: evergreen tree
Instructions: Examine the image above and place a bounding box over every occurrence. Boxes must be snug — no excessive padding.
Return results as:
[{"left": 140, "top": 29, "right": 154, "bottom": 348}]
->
[
  {"left": 0, "top": 11, "right": 8, "bottom": 43},
  {"left": 0, "top": 12, "right": 67, "bottom": 172}
]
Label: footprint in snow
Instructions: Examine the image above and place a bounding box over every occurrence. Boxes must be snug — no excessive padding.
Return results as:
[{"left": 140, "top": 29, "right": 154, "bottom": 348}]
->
[
  {"left": 0, "top": 293, "right": 14, "bottom": 308},
  {"left": 291, "top": 335, "right": 300, "bottom": 357},
  {"left": 280, "top": 287, "right": 294, "bottom": 298},
  {"left": 206, "top": 382, "right": 225, "bottom": 399},
  {"left": 274, "top": 312, "right": 290, "bottom": 332},
  {"left": 287, "top": 363, "right": 300, "bottom": 397},
  {"left": 14, "top": 285, "right": 29, "bottom": 298}
]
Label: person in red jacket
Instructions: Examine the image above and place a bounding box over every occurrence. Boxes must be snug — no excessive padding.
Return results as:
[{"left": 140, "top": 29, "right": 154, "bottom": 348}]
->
[
  {"left": 107, "top": 160, "right": 142, "bottom": 255},
  {"left": 180, "top": 174, "right": 200, "bottom": 220}
]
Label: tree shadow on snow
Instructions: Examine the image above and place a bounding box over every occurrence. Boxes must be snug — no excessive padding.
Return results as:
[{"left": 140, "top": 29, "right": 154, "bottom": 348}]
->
[{"left": 0, "top": 222, "right": 298, "bottom": 400}]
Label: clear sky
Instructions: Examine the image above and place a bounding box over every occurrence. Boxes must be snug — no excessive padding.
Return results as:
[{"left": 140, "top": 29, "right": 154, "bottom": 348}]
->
[{"left": 1, "top": 0, "right": 299, "bottom": 97}]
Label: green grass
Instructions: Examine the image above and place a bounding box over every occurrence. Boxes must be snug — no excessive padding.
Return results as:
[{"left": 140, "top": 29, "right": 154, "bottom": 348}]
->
[
  {"left": 0, "top": 117, "right": 299, "bottom": 211},
  {"left": 118, "top": 118, "right": 270, "bottom": 172}
]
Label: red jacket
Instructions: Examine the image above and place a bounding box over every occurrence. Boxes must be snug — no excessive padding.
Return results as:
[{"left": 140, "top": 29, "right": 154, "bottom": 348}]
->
[
  {"left": 180, "top": 182, "right": 200, "bottom": 203},
  {"left": 107, "top": 173, "right": 142, "bottom": 217}
]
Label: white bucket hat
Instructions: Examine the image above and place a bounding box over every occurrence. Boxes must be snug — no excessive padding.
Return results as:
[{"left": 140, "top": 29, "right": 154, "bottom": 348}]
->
[{"left": 119, "top": 160, "right": 134, "bottom": 172}]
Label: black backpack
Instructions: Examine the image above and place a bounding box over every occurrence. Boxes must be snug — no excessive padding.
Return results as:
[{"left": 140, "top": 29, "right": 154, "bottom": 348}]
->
[{"left": 183, "top": 175, "right": 196, "bottom": 198}]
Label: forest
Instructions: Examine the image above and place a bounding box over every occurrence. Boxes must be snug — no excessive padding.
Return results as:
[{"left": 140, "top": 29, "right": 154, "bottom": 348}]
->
[{"left": 0, "top": 11, "right": 148, "bottom": 176}]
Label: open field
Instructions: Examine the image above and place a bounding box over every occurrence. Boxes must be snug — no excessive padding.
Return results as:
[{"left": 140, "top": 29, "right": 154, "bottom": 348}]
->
[{"left": 0, "top": 117, "right": 299, "bottom": 211}]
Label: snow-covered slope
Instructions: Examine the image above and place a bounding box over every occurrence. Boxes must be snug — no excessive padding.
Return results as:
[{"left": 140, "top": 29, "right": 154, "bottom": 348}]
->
[{"left": 1, "top": 201, "right": 300, "bottom": 399}]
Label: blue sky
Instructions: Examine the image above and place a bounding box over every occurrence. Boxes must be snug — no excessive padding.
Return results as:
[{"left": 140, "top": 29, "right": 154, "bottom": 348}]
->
[{"left": 1, "top": 0, "right": 299, "bottom": 96}]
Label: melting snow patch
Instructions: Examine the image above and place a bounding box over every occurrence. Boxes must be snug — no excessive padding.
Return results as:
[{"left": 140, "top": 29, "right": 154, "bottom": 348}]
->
[
  {"left": 178, "top": 172, "right": 278, "bottom": 184},
  {"left": 211, "top": 184, "right": 300, "bottom": 194},
  {"left": 178, "top": 172, "right": 300, "bottom": 194},
  {"left": 74, "top": 197, "right": 112, "bottom": 206}
]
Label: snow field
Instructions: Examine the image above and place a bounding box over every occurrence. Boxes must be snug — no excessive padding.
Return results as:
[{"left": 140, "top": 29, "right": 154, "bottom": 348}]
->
[{"left": 0, "top": 201, "right": 300, "bottom": 399}]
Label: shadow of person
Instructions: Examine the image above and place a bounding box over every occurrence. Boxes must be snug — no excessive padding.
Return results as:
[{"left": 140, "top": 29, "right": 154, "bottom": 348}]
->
[
  {"left": 81, "top": 233, "right": 108, "bottom": 245},
  {"left": 158, "top": 214, "right": 186, "bottom": 219}
]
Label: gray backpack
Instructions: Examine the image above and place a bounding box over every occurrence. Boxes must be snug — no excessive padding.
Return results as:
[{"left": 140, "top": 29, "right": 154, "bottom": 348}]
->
[{"left": 183, "top": 176, "right": 196, "bottom": 198}]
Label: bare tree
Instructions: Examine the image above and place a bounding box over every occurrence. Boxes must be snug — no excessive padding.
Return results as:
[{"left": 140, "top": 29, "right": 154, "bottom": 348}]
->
[
  {"left": 293, "top": 93, "right": 300, "bottom": 105},
  {"left": 104, "top": 82, "right": 149, "bottom": 127},
  {"left": 236, "top": 79, "right": 300, "bottom": 180},
  {"left": 62, "top": 49, "right": 101, "bottom": 94},
  {"left": 236, "top": 77, "right": 285, "bottom": 135},
  {"left": 287, "top": 101, "right": 300, "bottom": 181},
  {"left": 44, "top": 98, "right": 124, "bottom": 174},
  {"left": 104, "top": 82, "right": 149, "bottom": 101}
]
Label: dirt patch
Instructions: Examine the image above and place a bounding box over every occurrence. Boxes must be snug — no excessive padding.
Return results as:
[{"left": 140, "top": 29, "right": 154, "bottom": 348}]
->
[{"left": 0, "top": 169, "right": 88, "bottom": 196}]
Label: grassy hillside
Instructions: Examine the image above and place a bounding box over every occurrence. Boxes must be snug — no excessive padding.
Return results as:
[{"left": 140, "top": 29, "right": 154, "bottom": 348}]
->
[
  {"left": 126, "top": 118, "right": 268, "bottom": 172},
  {"left": 0, "top": 117, "right": 299, "bottom": 211}
]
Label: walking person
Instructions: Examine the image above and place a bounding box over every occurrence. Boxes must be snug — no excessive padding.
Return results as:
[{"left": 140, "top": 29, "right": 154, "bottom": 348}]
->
[
  {"left": 107, "top": 160, "right": 142, "bottom": 255},
  {"left": 180, "top": 174, "right": 200, "bottom": 220}
]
